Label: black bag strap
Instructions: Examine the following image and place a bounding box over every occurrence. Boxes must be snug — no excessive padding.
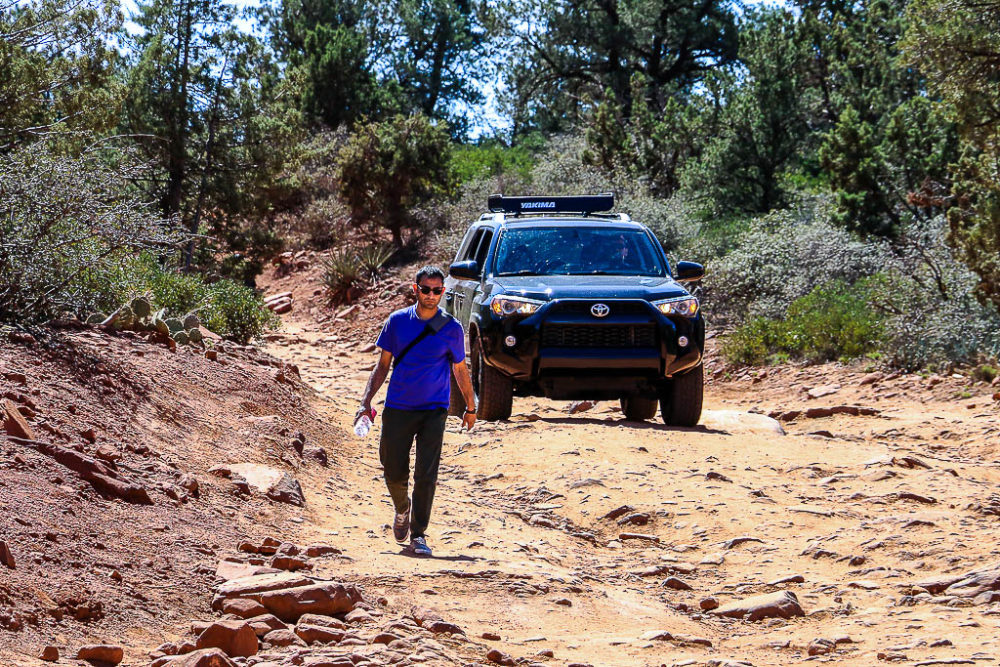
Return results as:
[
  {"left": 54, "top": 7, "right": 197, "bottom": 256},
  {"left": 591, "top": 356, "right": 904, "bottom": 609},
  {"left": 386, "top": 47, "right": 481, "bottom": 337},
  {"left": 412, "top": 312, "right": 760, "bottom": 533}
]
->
[{"left": 392, "top": 311, "right": 451, "bottom": 368}]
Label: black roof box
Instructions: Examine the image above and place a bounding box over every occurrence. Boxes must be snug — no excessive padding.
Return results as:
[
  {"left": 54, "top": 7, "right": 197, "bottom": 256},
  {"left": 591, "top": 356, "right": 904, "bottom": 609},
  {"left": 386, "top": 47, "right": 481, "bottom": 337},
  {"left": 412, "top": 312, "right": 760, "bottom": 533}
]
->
[{"left": 488, "top": 193, "right": 614, "bottom": 215}]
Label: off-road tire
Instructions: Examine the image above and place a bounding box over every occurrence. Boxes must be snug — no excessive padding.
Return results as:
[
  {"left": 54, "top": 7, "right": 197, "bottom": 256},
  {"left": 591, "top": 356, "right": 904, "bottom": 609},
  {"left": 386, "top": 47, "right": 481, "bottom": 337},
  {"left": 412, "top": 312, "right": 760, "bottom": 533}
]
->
[
  {"left": 660, "top": 364, "right": 704, "bottom": 426},
  {"left": 448, "top": 367, "right": 467, "bottom": 417},
  {"left": 472, "top": 339, "right": 512, "bottom": 421},
  {"left": 619, "top": 396, "right": 658, "bottom": 421}
]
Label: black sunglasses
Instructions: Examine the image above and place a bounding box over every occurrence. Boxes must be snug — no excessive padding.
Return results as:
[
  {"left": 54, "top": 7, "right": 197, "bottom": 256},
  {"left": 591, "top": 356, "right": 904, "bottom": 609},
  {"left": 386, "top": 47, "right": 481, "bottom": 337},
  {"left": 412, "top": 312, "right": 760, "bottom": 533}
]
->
[{"left": 416, "top": 285, "right": 444, "bottom": 295}]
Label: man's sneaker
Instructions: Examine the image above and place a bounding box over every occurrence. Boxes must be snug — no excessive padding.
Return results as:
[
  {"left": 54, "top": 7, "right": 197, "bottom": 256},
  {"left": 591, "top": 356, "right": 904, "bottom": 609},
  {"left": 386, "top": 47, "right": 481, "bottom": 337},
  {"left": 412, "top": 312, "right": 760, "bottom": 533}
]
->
[
  {"left": 411, "top": 535, "right": 432, "bottom": 556},
  {"left": 393, "top": 505, "right": 410, "bottom": 542}
]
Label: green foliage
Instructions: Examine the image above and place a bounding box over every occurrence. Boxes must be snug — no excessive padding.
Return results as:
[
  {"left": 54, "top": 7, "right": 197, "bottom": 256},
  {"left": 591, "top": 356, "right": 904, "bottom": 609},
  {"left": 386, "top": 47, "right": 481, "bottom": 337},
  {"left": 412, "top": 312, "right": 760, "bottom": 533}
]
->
[
  {"left": 336, "top": 114, "right": 453, "bottom": 247},
  {"left": 321, "top": 250, "right": 364, "bottom": 301},
  {"left": 0, "top": 144, "right": 179, "bottom": 325},
  {"left": 356, "top": 243, "right": 396, "bottom": 282},
  {"left": 682, "top": 10, "right": 809, "bottom": 215},
  {"left": 502, "top": 0, "right": 739, "bottom": 134},
  {"left": 722, "top": 280, "right": 883, "bottom": 365},
  {"left": 200, "top": 280, "right": 279, "bottom": 345},
  {"left": 904, "top": 0, "right": 1000, "bottom": 311},
  {"left": 0, "top": 0, "right": 124, "bottom": 150},
  {"left": 451, "top": 138, "right": 540, "bottom": 185}
]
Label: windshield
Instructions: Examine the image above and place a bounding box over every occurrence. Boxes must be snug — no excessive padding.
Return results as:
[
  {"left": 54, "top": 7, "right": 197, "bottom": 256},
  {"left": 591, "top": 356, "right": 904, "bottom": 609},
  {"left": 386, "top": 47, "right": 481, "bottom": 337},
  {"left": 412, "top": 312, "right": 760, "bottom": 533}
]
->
[{"left": 494, "top": 227, "right": 667, "bottom": 277}]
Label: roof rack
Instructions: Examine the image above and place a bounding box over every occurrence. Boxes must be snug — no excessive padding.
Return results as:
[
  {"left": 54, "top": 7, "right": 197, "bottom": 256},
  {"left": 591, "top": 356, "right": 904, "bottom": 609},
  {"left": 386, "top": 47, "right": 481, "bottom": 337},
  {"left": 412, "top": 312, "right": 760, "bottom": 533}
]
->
[{"left": 488, "top": 193, "right": 614, "bottom": 216}]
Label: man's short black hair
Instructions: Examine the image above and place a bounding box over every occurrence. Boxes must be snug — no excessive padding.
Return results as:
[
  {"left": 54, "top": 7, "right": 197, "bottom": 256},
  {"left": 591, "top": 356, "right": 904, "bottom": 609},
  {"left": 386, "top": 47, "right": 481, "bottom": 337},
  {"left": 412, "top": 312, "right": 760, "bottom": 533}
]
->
[{"left": 415, "top": 266, "right": 446, "bottom": 284}]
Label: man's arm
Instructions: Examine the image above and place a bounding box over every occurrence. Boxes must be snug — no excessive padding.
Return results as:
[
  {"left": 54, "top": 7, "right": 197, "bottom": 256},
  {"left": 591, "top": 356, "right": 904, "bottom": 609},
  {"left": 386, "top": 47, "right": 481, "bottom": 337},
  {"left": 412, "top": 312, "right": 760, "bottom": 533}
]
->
[
  {"left": 452, "top": 360, "right": 476, "bottom": 431},
  {"left": 357, "top": 350, "right": 393, "bottom": 421}
]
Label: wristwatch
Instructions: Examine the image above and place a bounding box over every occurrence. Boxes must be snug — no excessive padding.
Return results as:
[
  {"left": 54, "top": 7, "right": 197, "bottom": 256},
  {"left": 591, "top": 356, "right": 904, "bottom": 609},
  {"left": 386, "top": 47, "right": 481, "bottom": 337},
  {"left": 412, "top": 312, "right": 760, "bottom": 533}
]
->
[{"left": 465, "top": 408, "right": 477, "bottom": 414}]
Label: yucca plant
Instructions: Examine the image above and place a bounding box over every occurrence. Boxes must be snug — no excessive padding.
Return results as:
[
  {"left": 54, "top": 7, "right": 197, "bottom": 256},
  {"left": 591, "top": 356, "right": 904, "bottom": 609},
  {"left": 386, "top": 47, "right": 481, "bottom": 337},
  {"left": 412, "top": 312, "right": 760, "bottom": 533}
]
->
[
  {"left": 357, "top": 243, "right": 395, "bottom": 283},
  {"left": 322, "top": 250, "right": 364, "bottom": 302}
]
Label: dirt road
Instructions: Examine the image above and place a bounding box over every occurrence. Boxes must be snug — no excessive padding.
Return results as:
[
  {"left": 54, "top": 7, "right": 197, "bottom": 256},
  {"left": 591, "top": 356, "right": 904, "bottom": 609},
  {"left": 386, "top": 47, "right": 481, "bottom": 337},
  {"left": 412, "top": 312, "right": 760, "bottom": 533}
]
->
[{"left": 263, "top": 319, "right": 1000, "bottom": 667}]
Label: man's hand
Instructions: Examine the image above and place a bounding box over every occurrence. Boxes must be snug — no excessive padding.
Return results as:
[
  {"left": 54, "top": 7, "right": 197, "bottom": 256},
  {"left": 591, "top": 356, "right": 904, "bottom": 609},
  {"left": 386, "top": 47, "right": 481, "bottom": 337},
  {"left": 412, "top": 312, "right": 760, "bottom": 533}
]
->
[
  {"left": 355, "top": 403, "right": 372, "bottom": 424},
  {"left": 461, "top": 409, "right": 477, "bottom": 431}
]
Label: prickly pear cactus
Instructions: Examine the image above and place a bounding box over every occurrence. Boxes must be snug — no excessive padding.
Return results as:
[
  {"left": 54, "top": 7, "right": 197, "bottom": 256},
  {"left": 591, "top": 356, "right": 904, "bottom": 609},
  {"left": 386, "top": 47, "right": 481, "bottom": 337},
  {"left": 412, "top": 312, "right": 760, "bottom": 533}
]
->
[
  {"left": 154, "top": 317, "right": 169, "bottom": 335},
  {"left": 183, "top": 313, "right": 200, "bottom": 329},
  {"left": 131, "top": 297, "right": 152, "bottom": 319},
  {"left": 86, "top": 313, "right": 105, "bottom": 325},
  {"left": 187, "top": 328, "right": 203, "bottom": 343},
  {"left": 172, "top": 330, "right": 189, "bottom": 345},
  {"left": 165, "top": 318, "right": 183, "bottom": 333}
]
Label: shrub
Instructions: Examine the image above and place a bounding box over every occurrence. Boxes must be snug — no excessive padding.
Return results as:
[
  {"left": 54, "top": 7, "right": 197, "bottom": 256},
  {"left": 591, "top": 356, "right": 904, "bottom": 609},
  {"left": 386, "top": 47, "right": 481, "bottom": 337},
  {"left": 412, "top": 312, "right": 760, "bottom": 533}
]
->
[
  {"left": 451, "top": 137, "right": 540, "bottom": 185},
  {"left": 721, "top": 279, "right": 883, "bottom": 365},
  {"left": 0, "top": 144, "right": 180, "bottom": 325},
  {"left": 703, "top": 194, "right": 889, "bottom": 326},
  {"left": 322, "top": 250, "right": 364, "bottom": 302},
  {"left": 337, "top": 114, "right": 453, "bottom": 248},
  {"left": 357, "top": 243, "right": 395, "bottom": 282},
  {"left": 200, "top": 280, "right": 279, "bottom": 345}
]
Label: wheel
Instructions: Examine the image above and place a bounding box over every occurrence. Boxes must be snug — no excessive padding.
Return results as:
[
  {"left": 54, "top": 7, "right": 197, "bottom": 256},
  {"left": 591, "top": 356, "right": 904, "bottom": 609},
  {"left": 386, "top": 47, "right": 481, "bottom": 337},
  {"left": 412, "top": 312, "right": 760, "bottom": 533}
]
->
[
  {"left": 620, "top": 395, "right": 658, "bottom": 421},
  {"left": 471, "top": 339, "right": 512, "bottom": 421},
  {"left": 448, "top": 366, "right": 466, "bottom": 416},
  {"left": 660, "top": 364, "right": 704, "bottom": 426}
]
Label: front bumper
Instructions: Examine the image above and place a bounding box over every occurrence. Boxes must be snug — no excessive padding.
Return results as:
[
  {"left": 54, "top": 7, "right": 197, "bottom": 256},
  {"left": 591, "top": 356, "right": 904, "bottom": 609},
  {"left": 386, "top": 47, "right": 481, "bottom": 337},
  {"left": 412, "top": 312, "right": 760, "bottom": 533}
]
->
[{"left": 477, "top": 298, "right": 704, "bottom": 383}]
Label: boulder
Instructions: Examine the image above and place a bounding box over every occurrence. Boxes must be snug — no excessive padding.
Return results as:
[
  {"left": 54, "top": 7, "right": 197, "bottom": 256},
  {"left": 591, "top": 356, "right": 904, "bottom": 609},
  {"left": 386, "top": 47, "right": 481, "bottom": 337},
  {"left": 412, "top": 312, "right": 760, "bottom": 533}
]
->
[
  {"left": 39, "top": 646, "right": 59, "bottom": 662},
  {"left": 75, "top": 644, "right": 124, "bottom": 664},
  {"left": 253, "top": 581, "right": 363, "bottom": 622},
  {"left": 227, "top": 464, "right": 305, "bottom": 506},
  {"left": 713, "top": 590, "right": 805, "bottom": 621},
  {"left": 212, "top": 572, "right": 312, "bottom": 610},
  {"left": 220, "top": 597, "right": 268, "bottom": 619},
  {"left": 294, "top": 624, "right": 345, "bottom": 644},
  {"left": 245, "top": 614, "right": 287, "bottom": 638},
  {"left": 195, "top": 620, "right": 258, "bottom": 657},
  {"left": 167, "top": 649, "right": 236, "bottom": 667},
  {"left": 297, "top": 613, "right": 346, "bottom": 629},
  {"left": 262, "top": 628, "right": 304, "bottom": 647}
]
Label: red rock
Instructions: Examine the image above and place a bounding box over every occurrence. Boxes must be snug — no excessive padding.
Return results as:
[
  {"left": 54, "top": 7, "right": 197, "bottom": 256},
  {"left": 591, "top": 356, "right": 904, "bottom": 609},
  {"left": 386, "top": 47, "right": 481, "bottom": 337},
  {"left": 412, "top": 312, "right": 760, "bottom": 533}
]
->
[
  {"left": 425, "top": 620, "right": 464, "bottom": 635},
  {"left": 294, "top": 624, "right": 344, "bottom": 644},
  {"left": 95, "top": 444, "right": 121, "bottom": 462},
  {"left": 253, "top": 581, "right": 363, "bottom": 622},
  {"left": 270, "top": 555, "right": 309, "bottom": 571},
  {"left": 305, "top": 544, "right": 340, "bottom": 558},
  {"left": 221, "top": 597, "right": 267, "bottom": 619},
  {"left": 371, "top": 632, "right": 403, "bottom": 644},
  {"left": 2, "top": 371, "right": 27, "bottom": 385},
  {"left": 196, "top": 620, "right": 258, "bottom": 657},
  {"left": 168, "top": 648, "right": 237, "bottom": 666},
  {"left": 76, "top": 644, "right": 124, "bottom": 664},
  {"left": 39, "top": 646, "right": 59, "bottom": 661},
  {"left": 713, "top": 590, "right": 805, "bottom": 621},
  {"left": 487, "top": 648, "right": 518, "bottom": 666},
  {"left": 296, "top": 613, "right": 346, "bottom": 629},
  {"left": 0, "top": 541, "right": 14, "bottom": 569},
  {"left": 2, "top": 398, "right": 35, "bottom": 440},
  {"left": 482, "top": 632, "right": 501, "bottom": 641},
  {"left": 262, "top": 628, "right": 304, "bottom": 647},
  {"left": 245, "top": 614, "right": 287, "bottom": 638}
]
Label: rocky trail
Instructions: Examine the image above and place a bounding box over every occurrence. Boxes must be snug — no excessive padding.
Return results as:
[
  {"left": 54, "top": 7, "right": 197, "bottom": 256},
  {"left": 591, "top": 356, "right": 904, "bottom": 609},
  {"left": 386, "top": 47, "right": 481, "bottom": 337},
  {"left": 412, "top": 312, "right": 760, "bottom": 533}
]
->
[{"left": 2, "top": 256, "right": 1000, "bottom": 666}]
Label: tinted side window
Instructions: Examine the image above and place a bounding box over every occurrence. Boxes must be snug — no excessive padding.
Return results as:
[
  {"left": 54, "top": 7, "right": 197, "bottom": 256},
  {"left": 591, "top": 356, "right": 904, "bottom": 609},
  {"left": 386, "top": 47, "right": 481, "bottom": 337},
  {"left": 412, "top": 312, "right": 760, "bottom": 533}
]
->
[
  {"left": 462, "top": 229, "right": 485, "bottom": 262},
  {"left": 474, "top": 230, "right": 494, "bottom": 271}
]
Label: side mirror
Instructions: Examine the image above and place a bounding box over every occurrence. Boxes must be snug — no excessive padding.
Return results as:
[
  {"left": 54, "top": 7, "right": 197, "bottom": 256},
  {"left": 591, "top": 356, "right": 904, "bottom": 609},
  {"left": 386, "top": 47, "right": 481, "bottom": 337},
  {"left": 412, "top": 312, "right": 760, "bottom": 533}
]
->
[
  {"left": 675, "top": 261, "right": 704, "bottom": 282},
  {"left": 449, "top": 260, "right": 480, "bottom": 280}
]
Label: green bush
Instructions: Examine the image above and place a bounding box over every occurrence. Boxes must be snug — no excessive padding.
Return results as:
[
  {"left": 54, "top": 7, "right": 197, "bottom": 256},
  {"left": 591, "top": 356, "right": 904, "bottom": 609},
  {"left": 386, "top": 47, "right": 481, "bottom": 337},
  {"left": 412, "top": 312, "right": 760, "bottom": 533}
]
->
[
  {"left": 322, "top": 250, "right": 364, "bottom": 301},
  {"left": 451, "top": 138, "right": 540, "bottom": 185},
  {"left": 722, "top": 279, "right": 883, "bottom": 365},
  {"left": 356, "top": 243, "right": 395, "bottom": 282},
  {"left": 200, "top": 280, "right": 279, "bottom": 345},
  {"left": 0, "top": 144, "right": 179, "bottom": 325}
]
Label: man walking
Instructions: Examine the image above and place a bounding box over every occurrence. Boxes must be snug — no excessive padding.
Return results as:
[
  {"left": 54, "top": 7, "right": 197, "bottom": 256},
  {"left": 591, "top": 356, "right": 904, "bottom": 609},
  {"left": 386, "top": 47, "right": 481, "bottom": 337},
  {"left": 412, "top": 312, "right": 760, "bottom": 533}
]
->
[{"left": 357, "top": 266, "right": 476, "bottom": 556}]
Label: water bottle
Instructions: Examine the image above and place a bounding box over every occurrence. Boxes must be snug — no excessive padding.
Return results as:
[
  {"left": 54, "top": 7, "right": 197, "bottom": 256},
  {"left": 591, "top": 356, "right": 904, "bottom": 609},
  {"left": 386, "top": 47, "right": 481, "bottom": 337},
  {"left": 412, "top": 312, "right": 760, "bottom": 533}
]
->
[{"left": 354, "top": 407, "right": 376, "bottom": 438}]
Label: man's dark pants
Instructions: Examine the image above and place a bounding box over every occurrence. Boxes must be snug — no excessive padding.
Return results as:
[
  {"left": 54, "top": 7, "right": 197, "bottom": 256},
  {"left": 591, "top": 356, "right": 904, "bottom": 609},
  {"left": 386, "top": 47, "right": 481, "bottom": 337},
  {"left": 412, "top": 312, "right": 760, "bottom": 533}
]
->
[{"left": 379, "top": 406, "right": 447, "bottom": 539}]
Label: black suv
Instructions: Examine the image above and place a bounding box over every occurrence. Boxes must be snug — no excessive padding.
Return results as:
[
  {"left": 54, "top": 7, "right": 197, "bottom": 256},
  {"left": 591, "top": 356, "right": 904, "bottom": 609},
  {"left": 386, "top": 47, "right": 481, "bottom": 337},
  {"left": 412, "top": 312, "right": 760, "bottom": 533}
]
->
[{"left": 445, "top": 194, "right": 705, "bottom": 425}]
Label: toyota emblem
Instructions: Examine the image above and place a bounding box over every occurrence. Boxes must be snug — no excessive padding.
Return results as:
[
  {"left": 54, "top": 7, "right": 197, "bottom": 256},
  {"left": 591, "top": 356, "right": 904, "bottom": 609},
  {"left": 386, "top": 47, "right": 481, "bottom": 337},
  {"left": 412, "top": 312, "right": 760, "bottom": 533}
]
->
[{"left": 590, "top": 303, "right": 610, "bottom": 318}]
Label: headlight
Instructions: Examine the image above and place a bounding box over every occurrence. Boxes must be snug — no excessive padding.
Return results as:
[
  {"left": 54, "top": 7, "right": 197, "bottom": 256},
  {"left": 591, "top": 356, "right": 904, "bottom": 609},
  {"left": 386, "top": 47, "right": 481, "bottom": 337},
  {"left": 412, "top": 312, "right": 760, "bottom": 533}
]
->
[
  {"left": 653, "top": 296, "right": 699, "bottom": 317},
  {"left": 491, "top": 295, "right": 544, "bottom": 317}
]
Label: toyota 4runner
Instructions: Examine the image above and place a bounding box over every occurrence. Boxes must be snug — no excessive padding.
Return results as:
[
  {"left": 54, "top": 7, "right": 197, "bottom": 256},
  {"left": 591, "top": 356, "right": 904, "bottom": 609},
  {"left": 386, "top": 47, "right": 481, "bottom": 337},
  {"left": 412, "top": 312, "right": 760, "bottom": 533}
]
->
[{"left": 445, "top": 194, "right": 705, "bottom": 425}]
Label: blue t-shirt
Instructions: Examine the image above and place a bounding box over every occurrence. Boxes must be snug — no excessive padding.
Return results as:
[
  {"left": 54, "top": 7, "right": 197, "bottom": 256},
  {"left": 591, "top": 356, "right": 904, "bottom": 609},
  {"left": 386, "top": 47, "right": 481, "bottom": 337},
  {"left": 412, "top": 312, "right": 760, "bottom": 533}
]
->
[{"left": 376, "top": 306, "right": 466, "bottom": 410}]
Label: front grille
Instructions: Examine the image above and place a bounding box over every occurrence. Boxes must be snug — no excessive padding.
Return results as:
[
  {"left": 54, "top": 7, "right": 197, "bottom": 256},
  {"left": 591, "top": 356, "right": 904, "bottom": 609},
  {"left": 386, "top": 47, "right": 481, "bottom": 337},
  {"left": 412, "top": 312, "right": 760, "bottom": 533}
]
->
[
  {"left": 542, "top": 324, "right": 656, "bottom": 348},
  {"left": 548, "top": 300, "right": 652, "bottom": 316}
]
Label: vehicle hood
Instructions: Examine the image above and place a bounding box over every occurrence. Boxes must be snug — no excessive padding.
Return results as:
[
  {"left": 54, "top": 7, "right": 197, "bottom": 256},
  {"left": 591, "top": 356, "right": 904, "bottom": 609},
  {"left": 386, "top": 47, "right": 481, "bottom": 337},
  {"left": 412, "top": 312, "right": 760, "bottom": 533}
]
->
[{"left": 491, "top": 275, "right": 690, "bottom": 301}]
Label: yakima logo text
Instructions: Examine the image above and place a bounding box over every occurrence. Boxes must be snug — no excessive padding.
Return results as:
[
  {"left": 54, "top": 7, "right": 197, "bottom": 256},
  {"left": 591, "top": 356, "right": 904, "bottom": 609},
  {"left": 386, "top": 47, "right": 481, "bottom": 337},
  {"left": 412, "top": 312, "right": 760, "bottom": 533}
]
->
[{"left": 521, "top": 201, "right": 556, "bottom": 209}]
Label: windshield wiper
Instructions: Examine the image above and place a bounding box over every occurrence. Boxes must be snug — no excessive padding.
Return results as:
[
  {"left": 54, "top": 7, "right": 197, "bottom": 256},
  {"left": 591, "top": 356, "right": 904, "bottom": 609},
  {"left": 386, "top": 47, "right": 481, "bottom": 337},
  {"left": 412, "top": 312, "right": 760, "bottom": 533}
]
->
[{"left": 498, "top": 269, "right": 541, "bottom": 276}]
